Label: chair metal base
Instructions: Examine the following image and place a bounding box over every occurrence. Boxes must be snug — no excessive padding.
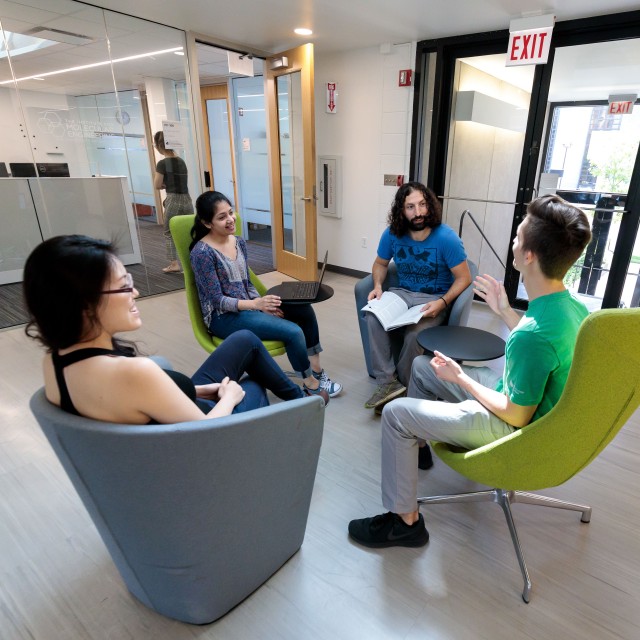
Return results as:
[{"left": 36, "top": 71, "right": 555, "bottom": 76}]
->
[{"left": 417, "top": 488, "right": 592, "bottom": 603}]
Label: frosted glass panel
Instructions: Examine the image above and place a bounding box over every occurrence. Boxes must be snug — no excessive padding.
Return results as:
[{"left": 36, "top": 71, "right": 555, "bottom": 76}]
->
[
  {"left": 206, "top": 98, "right": 234, "bottom": 196},
  {"left": 30, "top": 177, "right": 140, "bottom": 260},
  {"left": 0, "top": 179, "right": 42, "bottom": 284},
  {"left": 277, "top": 72, "right": 305, "bottom": 256},
  {"left": 232, "top": 76, "right": 271, "bottom": 227}
]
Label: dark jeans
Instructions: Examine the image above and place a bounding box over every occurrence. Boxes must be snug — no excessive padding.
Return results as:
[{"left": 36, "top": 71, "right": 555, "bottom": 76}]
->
[
  {"left": 209, "top": 305, "right": 322, "bottom": 378},
  {"left": 190, "top": 330, "right": 303, "bottom": 414}
]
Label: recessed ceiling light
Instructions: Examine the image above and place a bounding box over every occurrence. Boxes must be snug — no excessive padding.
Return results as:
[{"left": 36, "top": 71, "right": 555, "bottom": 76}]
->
[
  {"left": 294, "top": 28, "right": 313, "bottom": 36},
  {"left": 174, "top": 51, "right": 184, "bottom": 55}
]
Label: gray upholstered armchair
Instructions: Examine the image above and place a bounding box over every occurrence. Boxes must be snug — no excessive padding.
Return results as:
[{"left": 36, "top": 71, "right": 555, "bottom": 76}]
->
[
  {"left": 30, "top": 390, "right": 325, "bottom": 624},
  {"left": 354, "top": 260, "right": 478, "bottom": 377}
]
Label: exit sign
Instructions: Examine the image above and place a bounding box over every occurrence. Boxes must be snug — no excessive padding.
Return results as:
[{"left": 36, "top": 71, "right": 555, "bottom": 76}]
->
[
  {"left": 608, "top": 94, "right": 637, "bottom": 115},
  {"left": 506, "top": 14, "right": 554, "bottom": 67}
]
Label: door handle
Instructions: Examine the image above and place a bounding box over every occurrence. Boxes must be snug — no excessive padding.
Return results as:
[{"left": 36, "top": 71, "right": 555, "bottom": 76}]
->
[{"left": 300, "top": 196, "right": 312, "bottom": 201}]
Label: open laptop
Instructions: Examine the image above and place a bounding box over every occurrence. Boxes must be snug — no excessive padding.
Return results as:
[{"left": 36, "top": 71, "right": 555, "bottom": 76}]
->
[{"left": 278, "top": 251, "right": 328, "bottom": 301}]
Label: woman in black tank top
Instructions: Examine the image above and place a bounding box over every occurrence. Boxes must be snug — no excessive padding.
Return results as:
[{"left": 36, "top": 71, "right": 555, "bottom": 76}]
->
[{"left": 24, "top": 235, "right": 321, "bottom": 425}]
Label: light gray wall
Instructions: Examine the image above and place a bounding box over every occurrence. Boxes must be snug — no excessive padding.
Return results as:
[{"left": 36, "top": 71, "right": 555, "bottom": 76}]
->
[{"left": 314, "top": 43, "right": 415, "bottom": 273}]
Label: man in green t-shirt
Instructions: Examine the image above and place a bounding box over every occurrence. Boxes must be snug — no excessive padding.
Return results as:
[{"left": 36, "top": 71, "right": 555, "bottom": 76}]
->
[{"left": 349, "top": 194, "right": 593, "bottom": 549}]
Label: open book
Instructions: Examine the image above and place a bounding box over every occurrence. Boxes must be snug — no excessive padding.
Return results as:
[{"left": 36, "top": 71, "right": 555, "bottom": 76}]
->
[{"left": 361, "top": 291, "right": 425, "bottom": 331}]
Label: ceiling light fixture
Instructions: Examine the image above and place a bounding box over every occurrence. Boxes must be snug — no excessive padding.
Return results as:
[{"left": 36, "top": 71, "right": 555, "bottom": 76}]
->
[
  {"left": 24, "top": 27, "right": 93, "bottom": 46},
  {"left": 0, "top": 46, "right": 184, "bottom": 85},
  {"left": 294, "top": 28, "right": 313, "bottom": 36},
  {"left": 174, "top": 51, "right": 184, "bottom": 55}
]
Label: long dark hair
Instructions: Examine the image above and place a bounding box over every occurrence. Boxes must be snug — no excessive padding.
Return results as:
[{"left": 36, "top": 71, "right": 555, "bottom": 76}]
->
[
  {"left": 387, "top": 182, "right": 442, "bottom": 236},
  {"left": 189, "top": 190, "right": 233, "bottom": 251},
  {"left": 23, "top": 235, "right": 136, "bottom": 354}
]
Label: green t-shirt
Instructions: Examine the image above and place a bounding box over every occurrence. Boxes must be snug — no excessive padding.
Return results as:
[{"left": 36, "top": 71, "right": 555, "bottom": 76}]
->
[{"left": 495, "top": 290, "right": 588, "bottom": 423}]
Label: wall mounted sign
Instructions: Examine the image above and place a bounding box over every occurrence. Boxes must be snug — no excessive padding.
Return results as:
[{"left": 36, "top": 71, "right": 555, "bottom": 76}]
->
[
  {"left": 115, "top": 109, "right": 130, "bottom": 125},
  {"left": 608, "top": 94, "right": 637, "bottom": 115},
  {"left": 506, "top": 14, "right": 555, "bottom": 67},
  {"left": 227, "top": 51, "right": 254, "bottom": 77},
  {"left": 326, "top": 82, "right": 337, "bottom": 113},
  {"left": 162, "top": 120, "right": 184, "bottom": 150}
]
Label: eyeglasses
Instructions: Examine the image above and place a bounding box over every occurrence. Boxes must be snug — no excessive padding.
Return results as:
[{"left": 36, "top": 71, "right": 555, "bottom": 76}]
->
[{"left": 101, "top": 273, "right": 135, "bottom": 295}]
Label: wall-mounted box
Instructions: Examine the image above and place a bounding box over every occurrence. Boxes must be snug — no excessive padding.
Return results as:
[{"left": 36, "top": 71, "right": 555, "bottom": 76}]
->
[{"left": 318, "top": 155, "right": 342, "bottom": 218}]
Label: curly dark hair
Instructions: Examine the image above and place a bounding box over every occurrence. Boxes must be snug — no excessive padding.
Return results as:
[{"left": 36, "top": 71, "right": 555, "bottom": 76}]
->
[{"left": 387, "top": 182, "right": 442, "bottom": 236}]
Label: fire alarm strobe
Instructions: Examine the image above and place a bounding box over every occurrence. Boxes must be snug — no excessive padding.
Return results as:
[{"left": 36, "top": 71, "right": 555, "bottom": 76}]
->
[{"left": 398, "top": 69, "right": 412, "bottom": 86}]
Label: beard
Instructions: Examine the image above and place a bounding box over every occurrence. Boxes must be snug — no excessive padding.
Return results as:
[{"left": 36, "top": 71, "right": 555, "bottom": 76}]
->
[{"left": 408, "top": 216, "right": 428, "bottom": 231}]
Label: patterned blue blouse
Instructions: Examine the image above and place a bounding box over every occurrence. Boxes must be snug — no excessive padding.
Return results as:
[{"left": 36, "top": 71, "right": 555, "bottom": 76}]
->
[{"left": 190, "top": 237, "right": 260, "bottom": 328}]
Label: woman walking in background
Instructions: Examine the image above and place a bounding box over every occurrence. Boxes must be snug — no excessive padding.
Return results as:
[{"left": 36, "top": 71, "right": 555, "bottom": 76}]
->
[{"left": 154, "top": 130, "right": 193, "bottom": 273}]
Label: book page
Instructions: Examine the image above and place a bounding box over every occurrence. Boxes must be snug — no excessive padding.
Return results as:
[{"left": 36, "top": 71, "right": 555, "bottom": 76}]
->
[
  {"left": 362, "top": 291, "right": 424, "bottom": 331},
  {"left": 385, "top": 304, "right": 425, "bottom": 330}
]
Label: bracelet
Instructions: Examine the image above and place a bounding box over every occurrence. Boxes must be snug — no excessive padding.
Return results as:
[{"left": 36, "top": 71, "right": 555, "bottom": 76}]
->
[{"left": 439, "top": 296, "right": 448, "bottom": 308}]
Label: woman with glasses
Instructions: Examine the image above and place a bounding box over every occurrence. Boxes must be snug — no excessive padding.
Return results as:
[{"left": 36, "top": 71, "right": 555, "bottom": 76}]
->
[{"left": 23, "top": 235, "right": 324, "bottom": 424}]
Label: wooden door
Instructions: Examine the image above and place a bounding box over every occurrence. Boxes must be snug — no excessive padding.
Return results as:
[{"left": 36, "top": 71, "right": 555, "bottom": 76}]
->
[{"left": 265, "top": 44, "right": 317, "bottom": 280}]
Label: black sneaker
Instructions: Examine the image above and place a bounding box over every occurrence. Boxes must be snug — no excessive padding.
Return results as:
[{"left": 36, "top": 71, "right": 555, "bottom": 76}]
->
[
  {"left": 418, "top": 445, "right": 434, "bottom": 470},
  {"left": 348, "top": 512, "right": 429, "bottom": 548}
]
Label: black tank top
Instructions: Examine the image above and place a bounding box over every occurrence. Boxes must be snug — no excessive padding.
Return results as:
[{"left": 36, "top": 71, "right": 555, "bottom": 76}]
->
[{"left": 51, "top": 348, "right": 197, "bottom": 418}]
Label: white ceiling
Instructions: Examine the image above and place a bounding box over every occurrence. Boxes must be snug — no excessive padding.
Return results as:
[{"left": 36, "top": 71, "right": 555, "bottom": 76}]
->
[
  {"left": 0, "top": 0, "right": 639, "bottom": 100},
  {"left": 87, "top": 0, "right": 640, "bottom": 55}
]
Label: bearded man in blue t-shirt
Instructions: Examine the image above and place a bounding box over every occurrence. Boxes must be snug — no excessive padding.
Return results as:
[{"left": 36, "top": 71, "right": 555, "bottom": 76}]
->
[
  {"left": 349, "top": 194, "right": 593, "bottom": 549},
  {"left": 364, "top": 182, "right": 471, "bottom": 410}
]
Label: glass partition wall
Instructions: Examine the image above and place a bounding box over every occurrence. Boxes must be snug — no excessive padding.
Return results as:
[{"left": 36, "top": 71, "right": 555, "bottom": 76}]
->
[{"left": 0, "top": 0, "right": 199, "bottom": 329}]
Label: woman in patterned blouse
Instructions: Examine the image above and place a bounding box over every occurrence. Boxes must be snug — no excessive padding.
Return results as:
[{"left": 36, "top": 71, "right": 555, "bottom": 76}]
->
[{"left": 190, "top": 191, "right": 342, "bottom": 398}]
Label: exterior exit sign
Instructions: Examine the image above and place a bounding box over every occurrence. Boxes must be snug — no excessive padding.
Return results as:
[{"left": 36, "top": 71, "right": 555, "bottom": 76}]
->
[
  {"left": 608, "top": 94, "right": 637, "bottom": 115},
  {"left": 506, "top": 14, "right": 555, "bottom": 67}
]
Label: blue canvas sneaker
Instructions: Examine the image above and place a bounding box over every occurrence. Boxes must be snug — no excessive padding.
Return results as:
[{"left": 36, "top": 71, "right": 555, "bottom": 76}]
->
[{"left": 312, "top": 369, "right": 343, "bottom": 397}]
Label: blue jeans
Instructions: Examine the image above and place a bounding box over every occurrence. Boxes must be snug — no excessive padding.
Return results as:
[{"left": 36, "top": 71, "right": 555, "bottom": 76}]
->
[
  {"left": 209, "top": 305, "right": 322, "bottom": 378},
  {"left": 190, "top": 330, "right": 303, "bottom": 414}
]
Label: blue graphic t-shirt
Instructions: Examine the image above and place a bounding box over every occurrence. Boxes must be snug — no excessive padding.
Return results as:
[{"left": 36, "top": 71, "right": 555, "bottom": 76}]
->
[{"left": 377, "top": 224, "right": 466, "bottom": 294}]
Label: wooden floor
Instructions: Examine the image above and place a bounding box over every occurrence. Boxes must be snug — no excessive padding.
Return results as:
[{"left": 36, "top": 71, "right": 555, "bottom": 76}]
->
[{"left": 0, "top": 271, "right": 638, "bottom": 640}]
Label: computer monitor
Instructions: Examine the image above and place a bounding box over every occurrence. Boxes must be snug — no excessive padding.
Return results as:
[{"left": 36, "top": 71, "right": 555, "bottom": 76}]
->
[
  {"left": 36, "top": 162, "right": 70, "bottom": 177},
  {"left": 0, "top": 162, "right": 8, "bottom": 177},
  {"left": 9, "top": 162, "right": 37, "bottom": 177}
]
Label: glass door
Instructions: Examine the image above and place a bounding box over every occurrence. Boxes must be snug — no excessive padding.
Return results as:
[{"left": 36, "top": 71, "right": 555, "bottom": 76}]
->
[
  {"left": 232, "top": 75, "right": 272, "bottom": 245},
  {"left": 439, "top": 54, "right": 535, "bottom": 279},
  {"left": 265, "top": 43, "right": 317, "bottom": 281},
  {"left": 505, "top": 38, "right": 640, "bottom": 310},
  {"left": 201, "top": 85, "right": 238, "bottom": 211}
]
